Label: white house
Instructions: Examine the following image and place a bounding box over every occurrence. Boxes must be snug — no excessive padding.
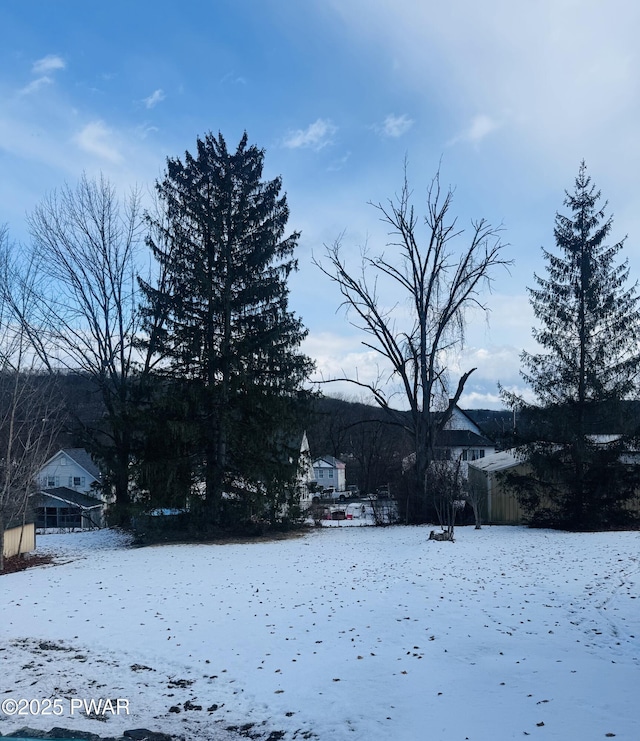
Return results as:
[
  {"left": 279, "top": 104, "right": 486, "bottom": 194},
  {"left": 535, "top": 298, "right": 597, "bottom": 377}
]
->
[
  {"left": 295, "top": 432, "right": 315, "bottom": 507},
  {"left": 39, "top": 448, "right": 102, "bottom": 495},
  {"left": 435, "top": 406, "right": 496, "bottom": 474},
  {"left": 312, "top": 455, "right": 346, "bottom": 492},
  {"left": 35, "top": 448, "right": 106, "bottom": 530},
  {"left": 403, "top": 406, "right": 497, "bottom": 478}
]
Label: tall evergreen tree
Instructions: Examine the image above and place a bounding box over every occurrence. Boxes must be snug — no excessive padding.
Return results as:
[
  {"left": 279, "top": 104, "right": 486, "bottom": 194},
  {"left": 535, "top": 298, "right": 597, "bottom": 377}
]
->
[
  {"left": 505, "top": 162, "right": 640, "bottom": 529},
  {"left": 140, "top": 132, "right": 313, "bottom": 528}
]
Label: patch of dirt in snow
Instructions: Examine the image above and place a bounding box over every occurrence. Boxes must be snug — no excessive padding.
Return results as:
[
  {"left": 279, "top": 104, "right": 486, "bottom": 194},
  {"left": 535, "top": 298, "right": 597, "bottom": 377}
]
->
[
  {"left": 0, "top": 637, "right": 309, "bottom": 741},
  {"left": 0, "top": 553, "right": 55, "bottom": 575}
]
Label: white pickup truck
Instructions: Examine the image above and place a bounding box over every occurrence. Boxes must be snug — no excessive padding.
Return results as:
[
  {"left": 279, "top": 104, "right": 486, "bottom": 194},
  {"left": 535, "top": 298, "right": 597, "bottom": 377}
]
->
[{"left": 320, "top": 486, "right": 347, "bottom": 501}]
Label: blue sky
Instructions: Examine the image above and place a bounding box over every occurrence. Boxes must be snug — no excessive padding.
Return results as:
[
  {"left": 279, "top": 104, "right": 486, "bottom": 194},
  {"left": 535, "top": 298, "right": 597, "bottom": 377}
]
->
[{"left": 2, "top": 0, "right": 640, "bottom": 409}]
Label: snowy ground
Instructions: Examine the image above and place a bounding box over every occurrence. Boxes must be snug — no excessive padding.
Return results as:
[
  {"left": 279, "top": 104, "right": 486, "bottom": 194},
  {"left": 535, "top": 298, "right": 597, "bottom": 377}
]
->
[{"left": 1, "top": 525, "right": 639, "bottom": 741}]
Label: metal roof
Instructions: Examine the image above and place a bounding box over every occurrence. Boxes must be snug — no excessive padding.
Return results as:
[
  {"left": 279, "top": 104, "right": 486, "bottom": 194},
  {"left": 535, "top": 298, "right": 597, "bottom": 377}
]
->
[{"left": 467, "top": 450, "right": 522, "bottom": 473}]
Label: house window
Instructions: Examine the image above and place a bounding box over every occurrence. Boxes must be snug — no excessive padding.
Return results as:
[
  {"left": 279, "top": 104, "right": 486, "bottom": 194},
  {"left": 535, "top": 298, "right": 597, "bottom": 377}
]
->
[
  {"left": 70, "top": 476, "right": 84, "bottom": 487},
  {"left": 318, "top": 469, "right": 324, "bottom": 478},
  {"left": 46, "top": 476, "right": 58, "bottom": 487},
  {"left": 36, "top": 507, "right": 61, "bottom": 528},
  {"left": 36, "top": 506, "right": 82, "bottom": 528},
  {"left": 463, "top": 449, "right": 484, "bottom": 461},
  {"left": 328, "top": 470, "right": 333, "bottom": 478},
  {"left": 60, "top": 457, "right": 67, "bottom": 466},
  {"left": 59, "top": 507, "right": 82, "bottom": 528}
]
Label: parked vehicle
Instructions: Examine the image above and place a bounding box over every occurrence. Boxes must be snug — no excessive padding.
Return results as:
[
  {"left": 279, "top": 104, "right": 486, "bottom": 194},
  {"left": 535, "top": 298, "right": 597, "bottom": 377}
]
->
[
  {"left": 346, "top": 502, "right": 370, "bottom": 519},
  {"left": 317, "top": 486, "right": 348, "bottom": 501}
]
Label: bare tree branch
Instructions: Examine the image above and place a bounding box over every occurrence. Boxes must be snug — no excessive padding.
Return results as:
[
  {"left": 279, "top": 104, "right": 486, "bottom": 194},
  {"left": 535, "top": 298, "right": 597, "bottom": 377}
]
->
[
  {"left": 314, "top": 166, "right": 511, "bottom": 521},
  {"left": 0, "top": 226, "right": 65, "bottom": 569},
  {"left": 22, "top": 174, "right": 144, "bottom": 515}
]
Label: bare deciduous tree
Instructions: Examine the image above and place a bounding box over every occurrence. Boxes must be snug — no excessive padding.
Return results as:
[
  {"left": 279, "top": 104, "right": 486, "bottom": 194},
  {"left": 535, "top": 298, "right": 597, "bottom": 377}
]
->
[
  {"left": 315, "top": 168, "right": 510, "bottom": 523},
  {"left": 0, "top": 227, "right": 64, "bottom": 570},
  {"left": 466, "top": 477, "right": 486, "bottom": 529},
  {"left": 429, "top": 457, "right": 466, "bottom": 540},
  {"left": 26, "top": 174, "right": 143, "bottom": 519}
]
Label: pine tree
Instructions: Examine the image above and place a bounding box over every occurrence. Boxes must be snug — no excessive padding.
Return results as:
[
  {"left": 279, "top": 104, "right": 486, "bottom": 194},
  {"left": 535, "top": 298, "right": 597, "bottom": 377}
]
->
[
  {"left": 506, "top": 162, "right": 640, "bottom": 529},
  {"left": 140, "top": 132, "right": 313, "bottom": 528}
]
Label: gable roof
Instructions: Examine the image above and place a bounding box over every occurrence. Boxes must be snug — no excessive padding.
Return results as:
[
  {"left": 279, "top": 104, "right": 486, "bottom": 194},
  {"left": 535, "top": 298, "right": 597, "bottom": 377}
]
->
[
  {"left": 435, "top": 404, "right": 496, "bottom": 441},
  {"left": 312, "top": 455, "right": 346, "bottom": 469},
  {"left": 448, "top": 406, "right": 482, "bottom": 432},
  {"left": 42, "top": 448, "right": 102, "bottom": 481}
]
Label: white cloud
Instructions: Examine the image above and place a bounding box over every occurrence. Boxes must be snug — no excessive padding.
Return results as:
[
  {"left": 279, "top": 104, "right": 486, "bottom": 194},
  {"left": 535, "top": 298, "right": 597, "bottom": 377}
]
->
[
  {"left": 447, "top": 113, "right": 502, "bottom": 147},
  {"left": 302, "top": 331, "right": 390, "bottom": 400},
  {"left": 284, "top": 118, "right": 337, "bottom": 151},
  {"left": 19, "top": 76, "right": 53, "bottom": 96},
  {"left": 73, "top": 120, "right": 123, "bottom": 163},
  {"left": 458, "top": 389, "right": 506, "bottom": 409},
  {"left": 143, "top": 89, "right": 165, "bottom": 109},
  {"left": 136, "top": 123, "right": 159, "bottom": 139},
  {"left": 457, "top": 344, "right": 522, "bottom": 384},
  {"left": 302, "top": 330, "right": 530, "bottom": 410},
  {"left": 467, "top": 114, "right": 499, "bottom": 143},
  {"left": 17, "top": 55, "right": 66, "bottom": 96},
  {"left": 326, "top": 0, "right": 640, "bottom": 172},
  {"left": 379, "top": 113, "right": 414, "bottom": 138},
  {"left": 327, "top": 151, "right": 351, "bottom": 172},
  {"left": 32, "top": 54, "right": 66, "bottom": 76}
]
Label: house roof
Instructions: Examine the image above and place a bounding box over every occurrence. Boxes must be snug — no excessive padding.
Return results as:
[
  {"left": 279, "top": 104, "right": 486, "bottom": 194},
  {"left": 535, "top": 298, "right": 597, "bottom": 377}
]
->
[
  {"left": 312, "top": 456, "right": 346, "bottom": 469},
  {"left": 435, "top": 403, "right": 497, "bottom": 438},
  {"left": 446, "top": 405, "right": 483, "bottom": 432},
  {"left": 435, "top": 429, "right": 495, "bottom": 448},
  {"left": 468, "top": 450, "right": 522, "bottom": 473},
  {"left": 43, "top": 448, "right": 102, "bottom": 481},
  {"left": 37, "top": 487, "right": 103, "bottom": 509}
]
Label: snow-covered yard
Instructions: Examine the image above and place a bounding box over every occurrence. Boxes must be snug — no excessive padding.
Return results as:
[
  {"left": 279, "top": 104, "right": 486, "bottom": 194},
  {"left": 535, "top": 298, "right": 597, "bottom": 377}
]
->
[{"left": 1, "top": 525, "right": 639, "bottom": 741}]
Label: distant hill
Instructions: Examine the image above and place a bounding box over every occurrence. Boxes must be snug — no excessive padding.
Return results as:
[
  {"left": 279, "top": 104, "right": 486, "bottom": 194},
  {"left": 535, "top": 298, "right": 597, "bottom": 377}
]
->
[
  {"left": 464, "top": 409, "right": 514, "bottom": 445},
  {"left": 306, "top": 396, "right": 515, "bottom": 496}
]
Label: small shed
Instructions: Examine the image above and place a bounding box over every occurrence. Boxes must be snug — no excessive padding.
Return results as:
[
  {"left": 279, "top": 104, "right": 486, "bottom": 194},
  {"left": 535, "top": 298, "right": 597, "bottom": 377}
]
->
[
  {"left": 3, "top": 520, "right": 36, "bottom": 559},
  {"left": 468, "top": 450, "right": 527, "bottom": 525},
  {"left": 33, "top": 487, "right": 104, "bottom": 530}
]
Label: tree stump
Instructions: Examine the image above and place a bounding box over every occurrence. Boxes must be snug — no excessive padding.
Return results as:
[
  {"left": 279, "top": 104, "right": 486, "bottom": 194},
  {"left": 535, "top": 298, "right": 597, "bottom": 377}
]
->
[{"left": 429, "top": 530, "right": 454, "bottom": 542}]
